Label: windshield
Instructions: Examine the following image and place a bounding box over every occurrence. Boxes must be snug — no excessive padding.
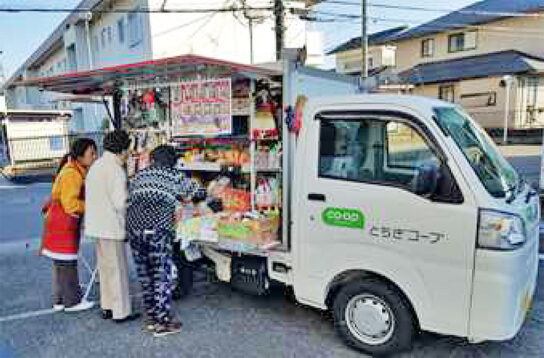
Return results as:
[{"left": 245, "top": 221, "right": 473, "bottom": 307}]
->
[{"left": 434, "top": 107, "right": 518, "bottom": 199}]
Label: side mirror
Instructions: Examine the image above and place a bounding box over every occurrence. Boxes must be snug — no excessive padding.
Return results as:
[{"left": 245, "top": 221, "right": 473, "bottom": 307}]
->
[{"left": 412, "top": 163, "right": 441, "bottom": 198}]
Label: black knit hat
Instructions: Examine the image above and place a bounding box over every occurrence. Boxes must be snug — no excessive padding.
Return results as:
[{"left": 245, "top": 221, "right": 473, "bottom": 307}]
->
[
  {"left": 103, "top": 130, "right": 131, "bottom": 154},
  {"left": 151, "top": 145, "right": 177, "bottom": 167}
]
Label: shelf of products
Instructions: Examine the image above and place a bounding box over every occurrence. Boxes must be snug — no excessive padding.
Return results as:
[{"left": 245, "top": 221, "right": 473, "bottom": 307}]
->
[
  {"left": 177, "top": 162, "right": 281, "bottom": 173},
  {"left": 123, "top": 75, "right": 284, "bottom": 256}
]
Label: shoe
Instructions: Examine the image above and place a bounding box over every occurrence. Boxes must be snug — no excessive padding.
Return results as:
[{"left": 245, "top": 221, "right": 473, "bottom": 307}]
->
[
  {"left": 153, "top": 319, "right": 182, "bottom": 337},
  {"left": 52, "top": 304, "right": 65, "bottom": 312},
  {"left": 64, "top": 300, "right": 95, "bottom": 312},
  {"left": 143, "top": 318, "right": 157, "bottom": 333},
  {"left": 102, "top": 309, "right": 113, "bottom": 320},
  {"left": 113, "top": 313, "right": 141, "bottom": 323}
]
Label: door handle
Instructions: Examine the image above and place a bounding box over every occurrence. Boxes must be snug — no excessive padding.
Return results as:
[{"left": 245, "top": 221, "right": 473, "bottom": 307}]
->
[{"left": 308, "top": 193, "right": 326, "bottom": 202}]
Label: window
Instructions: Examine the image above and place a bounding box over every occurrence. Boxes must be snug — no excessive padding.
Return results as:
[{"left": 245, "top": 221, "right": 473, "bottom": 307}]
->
[
  {"left": 386, "top": 122, "right": 438, "bottom": 170},
  {"left": 92, "top": 35, "right": 100, "bottom": 63},
  {"left": 439, "top": 85, "right": 455, "bottom": 103},
  {"left": 101, "top": 28, "right": 107, "bottom": 48},
  {"left": 368, "top": 57, "right": 374, "bottom": 69},
  {"left": 128, "top": 12, "right": 142, "bottom": 47},
  {"left": 448, "top": 31, "right": 477, "bottom": 52},
  {"left": 107, "top": 26, "right": 113, "bottom": 44},
  {"left": 49, "top": 136, "right": 64, "bottom": 151},
  {"left": 318, "top": 115, "right": 441, "bottom": 192},
  {"left": 117, "top": 18, "right": 125, "bottom": 44},
  {"left": 421, "top": 38, "right": 434, "bottom": 57}
]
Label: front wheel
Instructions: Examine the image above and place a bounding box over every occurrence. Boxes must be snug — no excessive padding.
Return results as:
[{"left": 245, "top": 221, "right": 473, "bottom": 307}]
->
[{"left": 333, "top": 279, "right": 416, "bottom": 356}]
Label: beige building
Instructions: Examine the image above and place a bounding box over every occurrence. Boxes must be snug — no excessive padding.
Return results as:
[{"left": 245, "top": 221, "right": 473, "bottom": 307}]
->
[
  {"left": 392, "top": 0, "right": 544, "bottom": 130},
  {"left": 328, "top": 26, "right": 406, "bottom": 83}
]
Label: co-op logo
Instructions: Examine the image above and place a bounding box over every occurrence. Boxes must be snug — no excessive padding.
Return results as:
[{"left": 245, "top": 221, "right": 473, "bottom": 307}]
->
[{"left": 322, "top": 207, "right": 365, "bottom": 229}]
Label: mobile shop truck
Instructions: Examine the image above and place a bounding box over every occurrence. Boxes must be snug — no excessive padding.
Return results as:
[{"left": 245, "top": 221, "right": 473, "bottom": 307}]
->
[
  {"left": 198, "top": 54, "right": 539, "bottom": 355},
  {"left": 22, "top": 52, "right": 540, "bottom": 356}
]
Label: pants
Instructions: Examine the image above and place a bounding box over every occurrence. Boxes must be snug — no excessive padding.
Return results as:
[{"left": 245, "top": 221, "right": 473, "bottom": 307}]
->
[
  {"left": 52, "top": 260, "right": 81, "bottom": 307},
  {"left": 129, "top": 229, "right": 174, "bottom": 324},
  {"left": 95, "top": 239, "right": 132, "bottom": 320}
]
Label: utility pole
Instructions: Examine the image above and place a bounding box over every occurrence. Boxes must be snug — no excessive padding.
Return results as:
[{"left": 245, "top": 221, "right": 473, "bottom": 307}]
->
[
  {"left": 274, "top": 0, "right": 284, "bottom": 61},
  {"left": 361, "top": 0, "right": 368, "bottom": 79}
]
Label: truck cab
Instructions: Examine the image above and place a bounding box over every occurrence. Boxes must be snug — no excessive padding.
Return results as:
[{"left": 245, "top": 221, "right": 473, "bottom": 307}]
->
[{"left": 292, "top": 95, "right": 539, "bottom": 355}]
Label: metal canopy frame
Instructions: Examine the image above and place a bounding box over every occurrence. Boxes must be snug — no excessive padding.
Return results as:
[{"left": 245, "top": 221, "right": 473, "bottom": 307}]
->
[{"left": 15, "top": 54, "right": 281, "bottom": 96}]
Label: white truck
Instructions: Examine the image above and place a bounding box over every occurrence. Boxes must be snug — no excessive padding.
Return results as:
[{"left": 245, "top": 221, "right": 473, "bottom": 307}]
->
[
  {"left": 21, "top": 52, "right": 540, "bottom": 355},
  {"left": 194, "top": 54, "right": 540, "bottom": 355}
]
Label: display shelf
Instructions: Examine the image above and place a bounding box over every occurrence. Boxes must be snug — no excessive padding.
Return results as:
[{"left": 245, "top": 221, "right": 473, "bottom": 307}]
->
[
  {"left": 177, "top": 162, "right": 281, "bottom": 173},
  {"left": 197, "top": 237, "right": 282, "bottom": 257}
]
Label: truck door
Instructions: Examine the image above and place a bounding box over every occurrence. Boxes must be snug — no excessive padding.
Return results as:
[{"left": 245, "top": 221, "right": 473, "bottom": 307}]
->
[{"left": 296, "top": 109, "right": 478, "bottom": 336}]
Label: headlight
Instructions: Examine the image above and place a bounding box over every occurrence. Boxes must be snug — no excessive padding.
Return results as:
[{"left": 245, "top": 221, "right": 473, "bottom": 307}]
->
[{"left": 478, "top": 209, "right": 526, "bottom": 250}]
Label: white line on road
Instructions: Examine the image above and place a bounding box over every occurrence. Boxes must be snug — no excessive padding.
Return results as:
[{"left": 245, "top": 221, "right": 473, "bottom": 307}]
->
[
  {"left": 0, "top": 294, "right": 143, "bottom": 324},
  {"left": 0, "top": 308, "right": 57, "bottom": 323},
  {"left": 0, "top": 183, "right": 51, "bottom": 190}
]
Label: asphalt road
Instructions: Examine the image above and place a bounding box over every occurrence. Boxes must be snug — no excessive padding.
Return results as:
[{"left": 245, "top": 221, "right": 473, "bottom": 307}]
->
[{"left": 0, "top": 154, "right": 543, "bottom": 357}]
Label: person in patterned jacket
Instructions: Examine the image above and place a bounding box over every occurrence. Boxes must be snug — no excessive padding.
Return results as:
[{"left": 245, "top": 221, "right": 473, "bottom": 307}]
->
[{"left": 127, "top": 145, "right": 206, "bottom": 337}]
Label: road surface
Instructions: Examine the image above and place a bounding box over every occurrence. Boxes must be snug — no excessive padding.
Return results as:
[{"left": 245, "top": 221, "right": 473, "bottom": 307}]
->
[{"left": 0, "top": 154, "right": 543, "bottom": 357}]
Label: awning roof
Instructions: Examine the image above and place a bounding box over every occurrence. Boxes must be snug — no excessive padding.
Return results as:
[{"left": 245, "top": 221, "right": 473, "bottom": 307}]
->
[
  {"left": 399, "top": 50, "right": 544, "bottom": 85},
  {"left": 14, "top": 54, "right": 282, "bottom": 96}
]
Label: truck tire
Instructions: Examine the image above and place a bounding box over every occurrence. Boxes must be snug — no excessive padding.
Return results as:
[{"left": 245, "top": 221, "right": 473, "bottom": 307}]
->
[{"left": 332, "top": 279, "right": 416, "bottom": 356}]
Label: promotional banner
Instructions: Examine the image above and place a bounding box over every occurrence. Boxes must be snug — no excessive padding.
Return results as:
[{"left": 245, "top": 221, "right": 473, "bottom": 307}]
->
[{"left": 171, "top": 78, "right": 232, "bottom": 136}]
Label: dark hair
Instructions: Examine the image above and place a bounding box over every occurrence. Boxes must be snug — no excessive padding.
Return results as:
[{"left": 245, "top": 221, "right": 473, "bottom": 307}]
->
[
  {"left": 103, "top": 130, "right": 131, "bottom": 154},
  {"left": 151, "top": 145, "right": 178, "bottom": 167},
  {"left": 57, "top": 138, "right": 97, "bottom": 174}
]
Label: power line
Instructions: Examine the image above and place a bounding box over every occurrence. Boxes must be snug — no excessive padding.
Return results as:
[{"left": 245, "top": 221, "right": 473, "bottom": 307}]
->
[
  {"left": 153, "top": 13, "right": 214, "bottom": 37},
  {"left": 308, "top": 10, "right": 544, "bottom": 35},
  {"left": 319, "top": 0, "right": 544, "bottom": 18},
  {"left": 0, "top": 6, "right": 273, "bottom": 13}
]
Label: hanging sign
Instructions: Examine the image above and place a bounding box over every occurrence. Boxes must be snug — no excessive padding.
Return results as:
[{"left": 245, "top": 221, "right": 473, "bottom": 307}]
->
[{"left": 171, "top": 78, "right": 232, "bottom": 136}]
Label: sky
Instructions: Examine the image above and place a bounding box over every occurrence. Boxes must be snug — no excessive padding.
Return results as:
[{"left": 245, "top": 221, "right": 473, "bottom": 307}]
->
[{"left": 0, "top": 0, "right": 479, "bottom": 78}]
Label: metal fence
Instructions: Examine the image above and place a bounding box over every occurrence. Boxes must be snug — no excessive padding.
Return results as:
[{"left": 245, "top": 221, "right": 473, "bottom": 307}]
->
[{"left": 1, "top": 132, "right": 106, "bottom": 169}]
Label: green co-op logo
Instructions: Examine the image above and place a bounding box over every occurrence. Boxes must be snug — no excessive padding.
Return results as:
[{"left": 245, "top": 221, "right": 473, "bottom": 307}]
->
[{"left": 322, "top": 207, "right": 365, "bottom": 230}]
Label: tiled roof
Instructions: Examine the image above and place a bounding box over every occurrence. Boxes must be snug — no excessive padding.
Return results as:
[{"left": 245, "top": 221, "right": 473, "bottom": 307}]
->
[
  {"left": 327, "top": 26, "right": 408, "bottom": 55},
  {"left": 393, "top": 0, "right": 544, "bottom": 41},
  {"left": 399, "top": 50, "right": 544, "bottom": 84}
]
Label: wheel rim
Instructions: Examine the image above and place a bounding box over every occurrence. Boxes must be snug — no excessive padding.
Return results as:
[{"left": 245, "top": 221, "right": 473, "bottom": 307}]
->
[{"left": 344, "top": 294, "right": 396, "bottom": 346}]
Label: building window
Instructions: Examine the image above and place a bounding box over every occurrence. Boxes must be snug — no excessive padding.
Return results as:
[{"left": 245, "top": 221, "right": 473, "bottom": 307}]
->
[
  {"left": 92, "top": 35, "right": 100, "bottom": 63},
  {"left": 439, "top": 85, "right": 455, "bottom": 103},
  {"left": 117, "top": 18, "right": 125, "bottom": 44},
  {"left": 368, "top": 57, "right": 374, "bottom": 69},
  {"left": 448, "top": 31, "right": 477, "bottom": 53},
  {"left": 101, "top": 28, "right": 107, "bottom": 48},
  {"left": 128, "top": 12, "right": 142, "bottom": 47},
  {"left": 421, "top": 38, "right": 434, "bottom": 57},
  {"left": 107, "top": 26, "right": 113, "bottom": 44},
  {"left": 49, "top": 136, "right": 63, "bottom": 151}
]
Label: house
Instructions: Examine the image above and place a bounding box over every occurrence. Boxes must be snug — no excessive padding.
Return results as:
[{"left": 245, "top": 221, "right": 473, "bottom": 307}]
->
[
  {"left": 1, "top": 0, "right": 316, "bottom": 133},
  {"left": 391, "top": 0, "right": 544, "bottom": 130},
  {"left": 327, "top": 26, "right": 407, "bottom": 81},
  {"left": 0, "top": 109, "right": 72, "bottom": 178}
]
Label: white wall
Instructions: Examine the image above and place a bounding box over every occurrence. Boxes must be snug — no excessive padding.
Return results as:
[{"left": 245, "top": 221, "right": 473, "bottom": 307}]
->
[
  {"left": 88, "top": 0, "right": 151, "bottom": 68},
  {"left": 147, "top": 0, "right": 307, "bottom": 64}
]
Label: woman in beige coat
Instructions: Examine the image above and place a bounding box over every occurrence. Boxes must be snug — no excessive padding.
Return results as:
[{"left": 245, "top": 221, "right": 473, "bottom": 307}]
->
[{"left": 85, "top": 130, "right": 138, "bottom": 322}]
